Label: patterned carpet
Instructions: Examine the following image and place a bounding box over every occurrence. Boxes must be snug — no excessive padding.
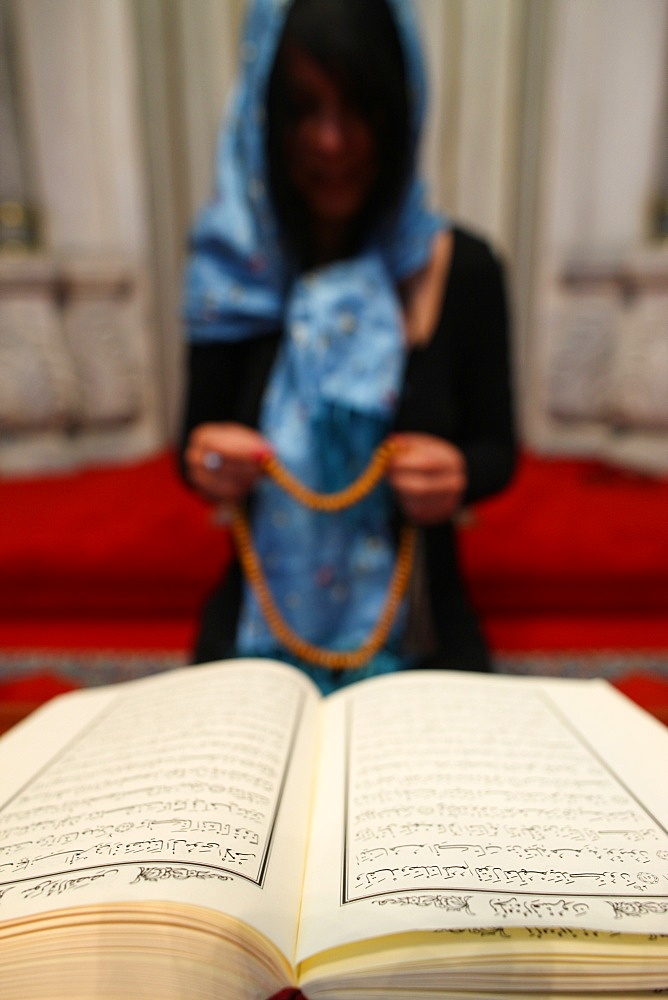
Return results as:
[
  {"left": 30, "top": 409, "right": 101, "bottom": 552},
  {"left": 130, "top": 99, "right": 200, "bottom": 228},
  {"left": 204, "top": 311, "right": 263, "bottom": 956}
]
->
[
  {"left": 0, "top": 648, "right": 187, "bottom": 688},
  {"left": 497, "top": 650, "right": 668, "bottom": 680},
  {"left": 1, "top": 648, "right": 667, "bottom": 738},
  {"left": 1, "top": 648, "right": 667, "bottom": 689}
]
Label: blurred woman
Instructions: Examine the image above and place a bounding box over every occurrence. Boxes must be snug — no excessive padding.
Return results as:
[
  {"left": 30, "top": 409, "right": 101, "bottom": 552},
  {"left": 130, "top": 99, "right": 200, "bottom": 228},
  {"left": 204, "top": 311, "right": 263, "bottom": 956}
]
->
[{"left": 181, "top": 0, "right": 516, "bottom": 692}]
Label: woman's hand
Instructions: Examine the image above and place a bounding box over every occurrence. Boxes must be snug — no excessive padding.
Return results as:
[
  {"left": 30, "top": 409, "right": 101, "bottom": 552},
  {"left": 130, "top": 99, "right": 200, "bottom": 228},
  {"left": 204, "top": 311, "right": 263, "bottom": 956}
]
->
[
  {"left": 387, "top": 432, "right": 467, "bottom": 525},
  {"left": 185, "top": 422, "right": 273, "bottom": 505}
]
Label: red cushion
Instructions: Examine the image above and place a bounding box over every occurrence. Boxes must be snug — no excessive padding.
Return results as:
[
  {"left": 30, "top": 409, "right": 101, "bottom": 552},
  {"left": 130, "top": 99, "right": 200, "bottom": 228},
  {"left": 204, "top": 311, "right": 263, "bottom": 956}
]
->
[
  {"left": 459, "top": 452, "right": 668, "bottom": 615},
  {"left": 0, "top": 452, "right": 231, "bottom": 618}
]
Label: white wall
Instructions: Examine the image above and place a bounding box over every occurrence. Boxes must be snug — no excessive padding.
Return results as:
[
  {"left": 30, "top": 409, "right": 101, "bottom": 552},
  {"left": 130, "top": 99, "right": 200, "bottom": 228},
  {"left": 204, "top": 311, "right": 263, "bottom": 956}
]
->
[
  {"left": 3, "top": 0, "right": 667, "bottom": 472},
  {"left": 526, "top": 0, "right": 668, "bottom": 472},
  {"left": 16, "top": 0, "right": 148, "bottom": 255},
  {"left": 1, "top": 0, "right": 162, "bottom": 472}
]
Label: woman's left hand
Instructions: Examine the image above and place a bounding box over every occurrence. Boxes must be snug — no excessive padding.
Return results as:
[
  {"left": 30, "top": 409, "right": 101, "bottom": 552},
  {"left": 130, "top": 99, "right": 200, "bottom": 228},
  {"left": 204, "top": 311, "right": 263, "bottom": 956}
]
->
[{"left": 386, "top": 433, "right": 467, "bottom": 525}]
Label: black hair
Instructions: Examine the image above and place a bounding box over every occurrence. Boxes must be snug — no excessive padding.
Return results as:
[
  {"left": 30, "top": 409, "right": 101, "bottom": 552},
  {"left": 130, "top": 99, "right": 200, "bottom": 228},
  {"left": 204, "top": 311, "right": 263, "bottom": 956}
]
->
[{"left": 265, "top": 0, "right": 412, "bottom": 267}]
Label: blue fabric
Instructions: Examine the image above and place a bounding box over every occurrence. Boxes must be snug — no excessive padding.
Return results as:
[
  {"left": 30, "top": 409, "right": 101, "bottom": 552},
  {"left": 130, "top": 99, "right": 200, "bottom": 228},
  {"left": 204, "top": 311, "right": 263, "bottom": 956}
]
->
[
  {"left": 183, "top": 0, "right": 443, "bottom": 343},
  {"left": 182, "top": 0, "right": 447, "bottom": 692}
]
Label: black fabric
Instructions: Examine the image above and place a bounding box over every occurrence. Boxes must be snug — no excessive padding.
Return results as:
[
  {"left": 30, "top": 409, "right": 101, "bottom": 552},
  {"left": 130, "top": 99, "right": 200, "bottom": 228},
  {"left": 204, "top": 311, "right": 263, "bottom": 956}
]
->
[{"left": 181, "top": 227, "right": 517, "bottom": 671}]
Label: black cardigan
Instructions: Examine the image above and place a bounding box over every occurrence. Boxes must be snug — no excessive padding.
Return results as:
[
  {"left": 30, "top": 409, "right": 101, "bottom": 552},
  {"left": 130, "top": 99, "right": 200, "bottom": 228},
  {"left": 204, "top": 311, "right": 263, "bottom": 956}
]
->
[{"left": 181, "top": 227, "right": 517, "bottom": 670}]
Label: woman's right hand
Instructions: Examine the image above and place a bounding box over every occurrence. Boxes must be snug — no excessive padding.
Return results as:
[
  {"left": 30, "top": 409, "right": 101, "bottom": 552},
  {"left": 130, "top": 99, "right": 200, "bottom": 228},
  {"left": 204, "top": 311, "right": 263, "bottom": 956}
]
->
[{"left": 185, "top": 422, "right": 273, "bottom": 505}]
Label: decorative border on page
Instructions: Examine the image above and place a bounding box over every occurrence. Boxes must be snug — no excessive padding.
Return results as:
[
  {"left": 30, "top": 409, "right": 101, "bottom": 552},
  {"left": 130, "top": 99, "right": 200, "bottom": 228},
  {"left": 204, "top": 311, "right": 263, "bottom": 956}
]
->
[
  {"left": 339, "top": 678, "right": 668, "bottom": 930},
  {"left": 0, "top": 666, "right": 307, "bottom": 902}
]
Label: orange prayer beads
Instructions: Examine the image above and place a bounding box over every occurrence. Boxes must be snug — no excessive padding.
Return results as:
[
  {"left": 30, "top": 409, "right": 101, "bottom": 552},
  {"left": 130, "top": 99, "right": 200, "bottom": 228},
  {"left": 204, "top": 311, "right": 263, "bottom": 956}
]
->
[{"left": 229, "top": 439, "right": 416, "bottom": 670}]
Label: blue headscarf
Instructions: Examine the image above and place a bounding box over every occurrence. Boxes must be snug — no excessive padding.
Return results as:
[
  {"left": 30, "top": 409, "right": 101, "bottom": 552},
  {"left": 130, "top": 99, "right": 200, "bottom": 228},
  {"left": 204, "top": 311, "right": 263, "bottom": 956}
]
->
[{"left": 183, "top": 0, "right": 446, "bottom": 692}]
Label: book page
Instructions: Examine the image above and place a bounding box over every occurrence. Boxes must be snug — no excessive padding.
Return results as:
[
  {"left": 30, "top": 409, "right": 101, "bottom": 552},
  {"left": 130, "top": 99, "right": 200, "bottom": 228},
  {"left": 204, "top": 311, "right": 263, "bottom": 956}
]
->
[
  {"left": 297, "top": 670, "right": 668, "bottom": 961},
  {"left": 0, "top": 659, "right": 321, "bottom": 961}
]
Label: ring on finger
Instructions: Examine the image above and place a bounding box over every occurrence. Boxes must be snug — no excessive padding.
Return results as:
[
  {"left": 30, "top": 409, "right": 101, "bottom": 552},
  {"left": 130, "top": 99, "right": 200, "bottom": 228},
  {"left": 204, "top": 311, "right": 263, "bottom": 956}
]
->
[
  {"left": 213, "top": 503, "right": 233, "bottom": 525},
  {"left": 203, "top": 451, "right": 224, "bottom": 471}
]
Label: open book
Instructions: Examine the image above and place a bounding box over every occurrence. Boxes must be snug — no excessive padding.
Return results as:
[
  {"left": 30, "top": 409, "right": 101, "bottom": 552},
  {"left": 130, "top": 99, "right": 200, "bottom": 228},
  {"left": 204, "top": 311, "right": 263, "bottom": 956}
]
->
[{"left": 0, "top": 659, "right": 666, "bottom": 999}]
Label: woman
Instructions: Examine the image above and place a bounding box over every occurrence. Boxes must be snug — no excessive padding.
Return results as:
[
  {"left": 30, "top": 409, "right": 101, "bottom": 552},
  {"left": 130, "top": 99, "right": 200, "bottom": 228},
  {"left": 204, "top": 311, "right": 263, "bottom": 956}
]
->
[{"left": 181, "top": 0, "right": 516, "bottom": 692}]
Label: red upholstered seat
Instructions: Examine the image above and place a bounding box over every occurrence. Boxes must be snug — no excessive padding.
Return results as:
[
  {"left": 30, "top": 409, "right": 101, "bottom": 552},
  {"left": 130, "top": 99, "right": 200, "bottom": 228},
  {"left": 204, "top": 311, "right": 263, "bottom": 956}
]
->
[
  {"left": 1, "top": 449, "right": 667, "bottom": 732},
  {"left": 0, "top": 451, "right": 232, "bottom": 650},
  {"left": 1, "top": 448, "right": 667, "bottom": 653},
  {"left": 458, "top": 452, "right": 668, "bottom": 650}
]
